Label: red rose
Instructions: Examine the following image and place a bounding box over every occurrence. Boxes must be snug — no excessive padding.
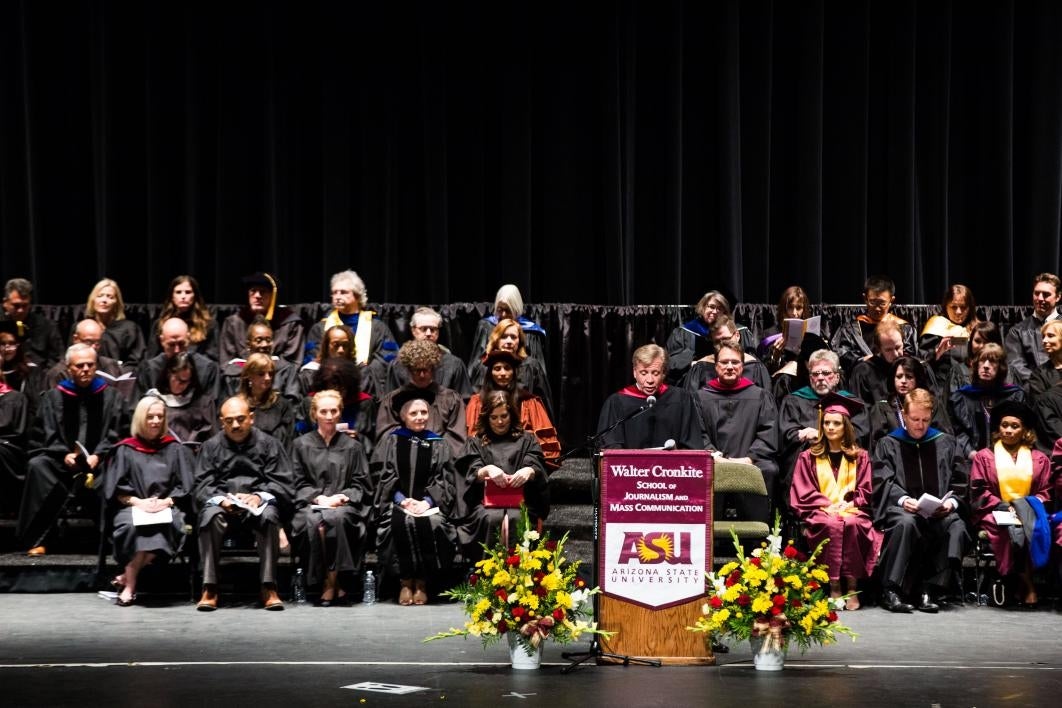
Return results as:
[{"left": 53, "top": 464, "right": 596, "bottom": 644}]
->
[
  {"left": 796, "top": 551, "right": 808, "bottom": 562},
  {"left": 729, "top": 570, "right": 742, "bottom": 583},
  {"left": 495, "top": 589, "right": 508, "bottom": 600},
  {"left": 774, "top": 577, "right": 784, "bottom": 589},
  {"left": 545, "top": 540, "right": 558, "bottom": 551},
  {"left": 553, "top": 609, "right": 565, "bottom": 621},
  {"left": 750, "top": 557, "right": 762, "bottom": 567},
  {"left": 469, "top": 574, "right": 479, "bottom": 585},
  {"left": 512, "top": 606, "right": 525, "bottom": 618},
  {"left": 534, "top": 586, "right": 548, "bottom": 597},
  {"left": 807, "top": 581, "right": 819, "bottom": 591},
  {"left": 791, "top": 599, "right": 802, "bottom": 608},
  {"left": 737, "top": 594, "right": 751, "bottom": 606},
  {"left": 827, "top": 611, "right": 838, "bottom": 623},
  {"left": 533, "top": 571, "right": 546, "bottom": 583},
  {"left": 497, "top": 619, "right": 509, "bottom": 633},
  {"left": 485, "top": 609, "right": 494, "bottom": 620},
  {"left": 783, "top": 545, "right": 798, "bottom": 559},
  {"left": 770, "top": 606, "right": 782, "bottom": 616},
  {"left": 772, "top": 594, "right": 786, "bottom": 607},
  {"left": 709, "top": 596, "right": 723, "bottom": 609},
  {"left": 507, "top": 554, "right": 521, "bottom": 566}
]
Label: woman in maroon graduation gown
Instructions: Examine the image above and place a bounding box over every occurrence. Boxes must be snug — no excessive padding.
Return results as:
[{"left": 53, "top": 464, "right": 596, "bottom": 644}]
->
[
  {"left": 969, "top": 401, "right": 1052, "bottom": 607},
  {"left": 789, "top": 394, "right": 881, "bottom": 610}
]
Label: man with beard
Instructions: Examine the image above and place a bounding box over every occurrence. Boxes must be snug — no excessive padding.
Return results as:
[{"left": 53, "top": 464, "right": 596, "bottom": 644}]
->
[{"left": 597, "top": 344, "right": 705, "bottom": 450}]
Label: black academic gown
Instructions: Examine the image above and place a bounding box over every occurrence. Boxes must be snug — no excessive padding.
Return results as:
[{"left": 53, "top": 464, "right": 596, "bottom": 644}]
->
[
  {"left": 135, "top": 351, "right": 220, "bottom": 403},
  {"left": 0, "top": 388, "right": 29, "bottom": 513},
  {"left": 664, "top": 318, "right": 757, "bottom": 385},
  {"left": 219, "top": 307, "right": 306, "bottom": 366},
  {"left": 97, "top": 319, "right": 147, "bottom": 373},
  {"left": 1004, "top": 313, "right": 1055, "bottom": 386},
  {"left": 872, "top": 429, "right": 970, "bottom": 592},
  {"left": 454, "top": 433, "right": 549, "bottom": 559},
  {"left": 371, "top": 428, "right": 458, "bottom": 578},
  {"left": 103, "top": 436, "right": 196, "bottom": 565},
  {"left": 1032, "top": 382, "right": 1062, "bottom": 454},
  {"left": 158, "top": 390, "right": 217, "bottom": 446},
  {"left": 249, "top": 395, "right": 296, "bottom": 452},
  {"left": 2, "top": 311, "right": 63, "bottom": 368},
  {"left": 830, "top": 318, "right": 917, "bottom": 376},
  {"left": 597, "top": 385, "right": 706, "bottom": 451},
  {"left": 17, "top": 378, "right": 127, "bottom": 545},
  {"left": 376, "top": 383, "right": 467, "bottom": 458},
  {"left": 193, "top": 427, "right": 295, "bottom": 585},
  {"left": 947, "top": 384, "right": 1025, "bottom": 458},
  {"left": 306, "top": 313, "right": 398, "bottom": 368},
  {"left": 219, "top": 356, "right": 303, "bottom": 405},
  {"left": 697, "top": 378, "right": 779, "bottom": 523},
  {"left": 291, "top": 430, "right": 373, "bottom": 585},
  {"left": 866, "top": 396, "right": 952, "bottom": 451}
]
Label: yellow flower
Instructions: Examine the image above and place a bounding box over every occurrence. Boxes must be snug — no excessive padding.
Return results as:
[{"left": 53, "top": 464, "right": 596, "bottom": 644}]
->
[
  {"left": 519, "top": 594, "right": 540, "bottom": 611},
  {"left": 540, "top": 571, "right": 562, "bottom": 592},
  {"left": 492, "top": 570, "right": 512, "bottom": 587},
  {"left": 555, "top": 590, "right": 573, "bottom": 609},
  {"left": 751, "top": 595, "right": 773, "bottom": 614},
  {"left": 783, "top": 575, "right": 802, "bottom": 590},
  {"left": 718, "top": 562, "right": 738, "bottom": 576},
  {"left": 800, "top": 616, "right": 814, "bottom": 634},
  {"left": 811, "top": 569, "right": 829, "bottom": 583},
  {"left": 722, "top": 585, "right": 743, "bottom": 603},
  {"left": 471, "top": 598, "right": 491, "bottom": 621},
  {"left": 714, "top": 608, "right": 731, "bottom": 623}
]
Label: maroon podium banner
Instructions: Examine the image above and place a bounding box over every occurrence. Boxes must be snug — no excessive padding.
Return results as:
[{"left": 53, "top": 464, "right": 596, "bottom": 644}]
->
[{"left": 598, "top": 450, "right": 713, "bottom": 610}]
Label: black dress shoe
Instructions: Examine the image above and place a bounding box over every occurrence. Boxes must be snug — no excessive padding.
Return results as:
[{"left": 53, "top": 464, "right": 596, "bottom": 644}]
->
[
  {"left": 881, "top": 590, "right": 914, "bottom": 613},
  {"left": 916, "top": 593, "right": 939, "bottom": 613}
]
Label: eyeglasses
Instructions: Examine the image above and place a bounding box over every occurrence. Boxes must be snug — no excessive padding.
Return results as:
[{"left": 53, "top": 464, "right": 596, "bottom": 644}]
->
[
  {"left": 0, "top": 343, "right": 18, "bottom": 350},
  {"left": 866, "top": 299, "right": 891, "bottom": 308},
  {"left": 809, "top": 370, "right": 836, "bottom": 378}
]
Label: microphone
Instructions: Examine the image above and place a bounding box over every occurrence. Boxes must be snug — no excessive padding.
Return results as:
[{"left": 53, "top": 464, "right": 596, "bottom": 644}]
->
[
  {"left": 645, "top": 395, "right": 657, "bottom": 408},
  {"left": 648, "top": 439, "right": 677, "bottom": 451}
]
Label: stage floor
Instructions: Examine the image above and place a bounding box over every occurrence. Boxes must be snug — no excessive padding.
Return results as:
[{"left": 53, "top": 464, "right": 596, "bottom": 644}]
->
[{"left": 1, "top": 594, "right": 1060, "bottom": 707}]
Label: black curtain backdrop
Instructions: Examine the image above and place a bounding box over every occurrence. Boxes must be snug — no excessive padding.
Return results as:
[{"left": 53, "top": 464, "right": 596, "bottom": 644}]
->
[{"left": 3, "top": 1, "right": 1062, "bottom": 308}]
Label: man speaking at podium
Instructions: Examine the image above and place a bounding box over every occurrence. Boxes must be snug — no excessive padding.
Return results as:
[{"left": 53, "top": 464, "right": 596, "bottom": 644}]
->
[{"left": 597, "top": 344, "right": 706, "bottom": 450}]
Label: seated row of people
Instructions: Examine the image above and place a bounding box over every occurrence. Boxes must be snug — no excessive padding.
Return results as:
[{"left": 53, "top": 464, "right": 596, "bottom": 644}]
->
[{"left": 598, "top": 342, "right": 1062, "bottom": 610}]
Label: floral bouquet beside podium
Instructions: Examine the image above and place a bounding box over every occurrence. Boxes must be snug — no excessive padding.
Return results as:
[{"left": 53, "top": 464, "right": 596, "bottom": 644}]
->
[
  {"left": 425, "top": 505, "right": 612, "bottom": 668},
  {"left": 688, "top": 515, "right": 855, "bottom": 670}
]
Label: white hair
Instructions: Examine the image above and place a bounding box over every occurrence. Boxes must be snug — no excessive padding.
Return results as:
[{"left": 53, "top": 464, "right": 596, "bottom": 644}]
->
[
  {"left": 330, "top": 270, "right": 368, "bottom": 308},
  {"left": 494, "top": 284, "right": 524, "bottom": 319},
  {"left": 65, "top": 343, "right": 98, "bottom": 365}
]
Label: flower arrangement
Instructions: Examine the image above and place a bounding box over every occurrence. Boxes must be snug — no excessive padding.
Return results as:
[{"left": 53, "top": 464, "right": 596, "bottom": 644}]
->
[
  {"left": 425, "top": 505, "right": 612, "bottom": 656},
  {"left": 688, "top": 514, "right": 856, "bottom": 654}
]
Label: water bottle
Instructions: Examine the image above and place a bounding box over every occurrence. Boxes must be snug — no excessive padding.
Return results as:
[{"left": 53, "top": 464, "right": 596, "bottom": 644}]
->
[
  {"left": 362, "top": 569, "right": 377, "bottom": 606},
  {"left": 291, "top": 567, "right": 307, "bottom": 605}
]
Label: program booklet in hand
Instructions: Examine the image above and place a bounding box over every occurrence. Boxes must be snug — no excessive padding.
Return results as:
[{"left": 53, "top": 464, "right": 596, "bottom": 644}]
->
[
  {"left": 915, "top": 490, "right": 954, "bottom": 518},
  {"left": 782, "top": 316, "right": 821, "bottom": 354}
]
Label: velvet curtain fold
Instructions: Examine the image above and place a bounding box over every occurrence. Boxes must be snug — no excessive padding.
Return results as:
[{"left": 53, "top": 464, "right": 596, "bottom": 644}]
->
[{"left": 3, "top": 1, "right": 1062, "bottom": 307}]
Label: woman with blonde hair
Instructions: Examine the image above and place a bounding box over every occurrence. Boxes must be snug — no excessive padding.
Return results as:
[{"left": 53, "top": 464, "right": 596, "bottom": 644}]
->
[
  {"left": 468, "top": 318, "right": 553, "bottom": 416},
  {"left": 103, "top": 394, "right": 195, "bottom": 606},
  {"left": 84, "top": 278, "right": 145, "bottom": 372}
]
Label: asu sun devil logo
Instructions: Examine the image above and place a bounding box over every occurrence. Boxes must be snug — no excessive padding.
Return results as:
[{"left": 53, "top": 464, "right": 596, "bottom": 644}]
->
[{"left": 617, "top": 531, "right": 692, "bottom": 565}]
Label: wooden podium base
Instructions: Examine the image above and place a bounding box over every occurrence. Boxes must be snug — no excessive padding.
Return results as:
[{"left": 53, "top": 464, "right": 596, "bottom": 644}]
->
[{"left": 597, "top": 595, "right": 715, "bottom": 666}]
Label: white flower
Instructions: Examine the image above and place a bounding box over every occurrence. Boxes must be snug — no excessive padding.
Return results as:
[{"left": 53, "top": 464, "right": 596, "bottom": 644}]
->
[
  {"left": 765, "top": 531, "right": 783, "bottom": 555},
  {"left": 829, "top": 597, "right": 846, "bottom": 611},
  {"left": 751, "top": 548, "right": 763, "bottom": 558},
  {"left": 524, "top": 530, "right": 540, "bottom": 542}
]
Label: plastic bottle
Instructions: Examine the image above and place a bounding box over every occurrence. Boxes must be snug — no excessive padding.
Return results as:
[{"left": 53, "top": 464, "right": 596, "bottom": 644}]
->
[
  {"left": 362, "top": 569, "right": 377, "bottom": 605},
  {"left": 291, "top": 567, "right": 307, "bottom": 604}
]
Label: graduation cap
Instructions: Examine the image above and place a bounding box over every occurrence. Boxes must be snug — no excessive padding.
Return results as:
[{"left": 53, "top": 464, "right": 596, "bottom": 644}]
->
[
  {"left": 990, "top": 399, "right": 1035, "bottom": 430},
  {"left": 390, "top": 386, "right": 436, "bottom": 417},
  {"left": 241, "top": 272, "right": 278, "bottom": 319},
  {"left": 482, "top": 349, "right": 522, "bottom": 369},
  {"left": 819, "top": 391, "right": 864, "bottom": 418},
  {"left": 0, "top": 319, "right": 26, "bottom": 340}
]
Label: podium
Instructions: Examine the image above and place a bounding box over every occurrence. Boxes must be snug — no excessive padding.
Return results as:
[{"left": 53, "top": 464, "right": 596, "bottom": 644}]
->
[{"left": 596, "top": 450, "right": 714, "bottom": 665}]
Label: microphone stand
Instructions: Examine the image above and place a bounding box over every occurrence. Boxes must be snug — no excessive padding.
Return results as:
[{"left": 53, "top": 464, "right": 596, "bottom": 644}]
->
[{"left": 561, "top": 400, "right": 662, "bottom": 672}]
